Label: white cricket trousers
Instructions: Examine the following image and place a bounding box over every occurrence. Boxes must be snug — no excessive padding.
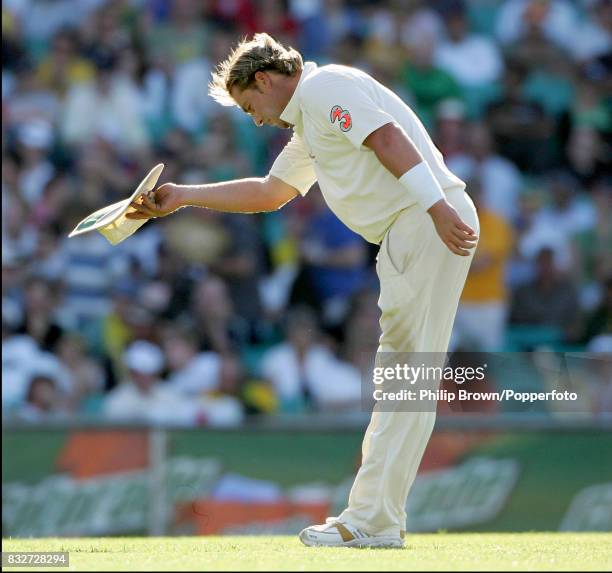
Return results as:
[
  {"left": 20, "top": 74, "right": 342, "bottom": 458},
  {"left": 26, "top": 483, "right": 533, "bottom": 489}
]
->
[{"left": 336, "top": 187, "right": 479, "bottom": 536}]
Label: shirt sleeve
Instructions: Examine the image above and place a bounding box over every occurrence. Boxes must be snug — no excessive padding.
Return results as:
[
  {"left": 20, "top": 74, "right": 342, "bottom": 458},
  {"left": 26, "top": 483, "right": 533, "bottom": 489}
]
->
[
  {"left": 302, "top": 72, "right": 396, "bottom": 150},
  {"left": 269, "top": 132, "right": 317, "bottom": 197}
]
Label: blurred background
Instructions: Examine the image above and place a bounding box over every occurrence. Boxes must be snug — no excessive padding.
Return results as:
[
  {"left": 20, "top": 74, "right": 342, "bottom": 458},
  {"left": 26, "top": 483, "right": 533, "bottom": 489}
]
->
[{"left": 2, "top": 0, "right": 611, "bottom": 538}]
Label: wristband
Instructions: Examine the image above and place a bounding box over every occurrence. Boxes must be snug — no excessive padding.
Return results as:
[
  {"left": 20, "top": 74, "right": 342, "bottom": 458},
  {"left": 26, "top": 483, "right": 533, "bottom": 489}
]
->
[{"left": 398, "top": 162, "right": 445, "bottom": 211}]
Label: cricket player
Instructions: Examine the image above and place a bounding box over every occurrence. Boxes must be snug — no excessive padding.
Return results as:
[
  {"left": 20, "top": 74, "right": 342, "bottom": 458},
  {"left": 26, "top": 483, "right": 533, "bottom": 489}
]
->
[{"left": 128, "top": 33, "right": 479, "bottom": 548}]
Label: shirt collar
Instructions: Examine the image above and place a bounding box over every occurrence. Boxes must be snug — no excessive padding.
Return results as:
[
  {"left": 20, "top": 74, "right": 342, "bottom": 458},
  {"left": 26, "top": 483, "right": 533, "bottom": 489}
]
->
[{"left": 280, "top": 61, "right": 318, "bottom": 127}]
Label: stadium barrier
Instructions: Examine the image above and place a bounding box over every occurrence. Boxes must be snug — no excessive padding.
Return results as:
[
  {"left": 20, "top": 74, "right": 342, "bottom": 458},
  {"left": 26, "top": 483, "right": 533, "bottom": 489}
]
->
[{"left": 3, "top": 414, "right": 612, "bottom": 537}]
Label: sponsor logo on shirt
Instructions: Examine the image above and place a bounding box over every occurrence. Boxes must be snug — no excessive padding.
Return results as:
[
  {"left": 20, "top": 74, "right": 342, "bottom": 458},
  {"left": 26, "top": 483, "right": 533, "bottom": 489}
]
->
[{"left": 330, "top": 105, "right": 352, "bottom": 132}]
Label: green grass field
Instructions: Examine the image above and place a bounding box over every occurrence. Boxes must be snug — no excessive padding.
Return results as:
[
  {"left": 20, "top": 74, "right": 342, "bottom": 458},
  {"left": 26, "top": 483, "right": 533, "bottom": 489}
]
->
[{"left": 3, "top": 534, "right": 611, "bottom": 571}]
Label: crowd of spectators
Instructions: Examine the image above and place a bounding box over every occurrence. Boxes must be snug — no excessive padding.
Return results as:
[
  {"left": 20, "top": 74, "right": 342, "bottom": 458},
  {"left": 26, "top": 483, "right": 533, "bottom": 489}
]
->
[{"left": 2, "top": 0, "right": 610, "bottom": 423}]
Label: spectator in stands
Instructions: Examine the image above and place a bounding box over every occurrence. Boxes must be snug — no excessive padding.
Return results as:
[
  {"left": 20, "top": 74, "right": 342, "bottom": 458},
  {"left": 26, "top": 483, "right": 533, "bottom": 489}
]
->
[
  {"left": 55, "top": 208, "right": 129, "bottom": 328},
  {"left": 188, "top": 274, "right": 252, "bottom": 355},
  {"left": 297, "top": 188, "right": 369, "bottom": 327},
  {"left": 14, "top": 119, "right": 55, "bottom": 206},
  {"left": 486, "top": 61, "right": 556, "bottom": 173},
  {"left": 29, "top": 176, "right": 72, "bottom": 232},
  {"left": 244, "top": 0, "right": 299, "bottom": 44},
  {"left": 144, "top": 0, "right": 210, "bottom": 69},
  {"left": 8, "top": 0, "right": 99, "bottom": 47},
  {"left": 3, "top": 331, "right": 72, "bottom": 415},
  {"left": 519, "top": 46, "right": 575, "bottom": 119},
  {"left": 566, "top": 126, "right": 608, "bottom": 186},
  {"left": 163, "top": 324, "right": 224, "bottom": 395},
  {"left": 289, "top": 0, "right": 364, "bottom": 59},
  {"left": 359, "top": 3, "right": 404, "bottom": 80},
  {"left": 70, "top": 140, "right": 132, "bottom": 210},
  {"left": 580, "top": 275, "right": 612, "bottom": 348},
  {"left": 104, "top": 340, "right": 200, "bottom": 425},
  {"left": 260, "top": 306, "right": 362, "bottom": 413},
  {"left": 60, "top": 50, "right": 150, "bottom": 153},
  {"left": 205, "top": 210, "right": 266, "bottom": 324},
  {"left": 509, "top": 246, "right": 579, "bottom": 339},
  {"left": 147, "top": 242, "right": 196, "bottom": 321},
  {"left": 496, "top": 0, "right": 577, "bottom": 51},
  {"left": 400, "top": 37, "right": 461, "bottom": 131},
  {"left": 339, "top": 287, "right": 381, "bottom": 375},
  {"left": 170, "top": 35, "right": 216, "bottom": 135},
  {"left": 563, "top": 73, "right": 611, "bottom": 183},
  {"left": 192, "top": 111, "right": 253, "bottom": 179},
  {"left": 435, "top": 2, "right": 503, "bottom": 116},
  {"left": 569, "top": 0, "right": 612, "bottom": 62},
  {"left": 15, "top": 275, "right": 65, "bottom": 353},
  {"left": 398, "top": 1, "right": 445, "bottom": 49},
  {"left": 2, "top": 251, "right": 25, "bottom": 331},
  {"left": 1, "top": 154, "right": 20, "bottom": 200},
  {"left": 162, "top": 324, "right": 244, "bottom": 425},
  {"left": 447, "top": 122, "right": 522, "bottom": 223},
  {"left": 434, "top": 98, "right": 468, "bottom": 160},
  {"left": 332, "top": 32, "right": 369, "bottom": 71},
  {"left": 17, "top": 374, "right": 65, "bottom": 421},
  {"left": 2, "top": 328, "right": 40, "bottom": 412},
  {"left": 573, "top": 178, "right": 612, "bottom": 308},
  {"left": 4, "top": 59, "right": 60, "bottom": 129},
  {"left": 2, "top": 192, "right": 38, "bottom": 263},
  {"left": 585, "top": 334, "right": 612, "bottom": 415},
  {"left": 80, "top": 2, "right": 133, "bottom": 59},
  {"left": 515, "top": 192, "right": 575, "bottom": 278},
  {"left": 56, "top": 333, "right": 105, "bottom": 413},
  {"left": 452, "top": 180, "right": 514, "bottom": 351},
  {"left": 2, "top": 7, "right": 26, "bottom": 83},
  {"left": 34, "top": 27, "right": 94, "bottom": 98},
  {"left": 530, "top": 171, "right": 596, "bottom": 241},
  {"left": 102, "top": 281, "right": 142, "bottom": 374},
  {"left": 26, "top": 223, "right": 66, "bottom": 284},
  {"left": 364, "top": 0, "right": 444, "bottom": 50}
]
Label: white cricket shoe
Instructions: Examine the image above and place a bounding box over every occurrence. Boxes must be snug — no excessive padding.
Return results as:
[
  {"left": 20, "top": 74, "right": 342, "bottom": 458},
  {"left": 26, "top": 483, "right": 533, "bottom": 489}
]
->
[{"left": 298, "top": 520, "right": 405, "bottom": 548}]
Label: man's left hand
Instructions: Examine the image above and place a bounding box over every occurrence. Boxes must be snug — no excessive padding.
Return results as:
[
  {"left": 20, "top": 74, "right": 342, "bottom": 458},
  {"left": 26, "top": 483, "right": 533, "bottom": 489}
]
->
[{"left": 428, "top": 199, "right": 478, "bottom": 256}]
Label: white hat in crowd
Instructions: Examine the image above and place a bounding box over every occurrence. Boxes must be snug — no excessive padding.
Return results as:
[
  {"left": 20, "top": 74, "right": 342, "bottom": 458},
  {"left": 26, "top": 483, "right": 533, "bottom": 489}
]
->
[
  {"left": 17, "top": 119, "right": 53, "bottom": 150},
  {"left": 123, "top": 340, "right": 164, "bottom": 375}
]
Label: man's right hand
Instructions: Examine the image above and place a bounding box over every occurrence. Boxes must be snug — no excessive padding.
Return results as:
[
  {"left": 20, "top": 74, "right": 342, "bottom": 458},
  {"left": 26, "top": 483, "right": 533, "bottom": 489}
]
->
[{"left": 126, "top": 183, "right": 186, "bottom": 220}]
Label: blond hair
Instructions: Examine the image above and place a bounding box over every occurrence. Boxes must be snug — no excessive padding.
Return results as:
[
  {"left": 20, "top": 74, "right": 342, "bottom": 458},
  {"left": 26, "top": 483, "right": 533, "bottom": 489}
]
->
[{"left": 208, "top": 33, "right": 303, "bottom": 106}]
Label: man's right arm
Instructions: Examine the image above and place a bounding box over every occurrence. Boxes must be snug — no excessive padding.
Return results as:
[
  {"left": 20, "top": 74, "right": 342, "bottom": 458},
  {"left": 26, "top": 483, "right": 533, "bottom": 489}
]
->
[
  {"left": 128, "top": 132, "right": 316, "bottom": 220},
  {"left": 126, "top": 175, "right": 299, "bottom": 220}
]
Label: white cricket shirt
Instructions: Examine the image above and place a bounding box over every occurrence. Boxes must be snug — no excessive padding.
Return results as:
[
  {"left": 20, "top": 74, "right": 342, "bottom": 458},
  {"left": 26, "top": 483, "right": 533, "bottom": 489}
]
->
[{"left": 269, "top": 61, "right": 466, "bottom": 244}]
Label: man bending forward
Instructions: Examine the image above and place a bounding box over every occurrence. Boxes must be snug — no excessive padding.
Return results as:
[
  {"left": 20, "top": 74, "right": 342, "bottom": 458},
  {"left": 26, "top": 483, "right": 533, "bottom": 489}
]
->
[{"left": 128, "top": 33, "right": 479, "bottom": 548}]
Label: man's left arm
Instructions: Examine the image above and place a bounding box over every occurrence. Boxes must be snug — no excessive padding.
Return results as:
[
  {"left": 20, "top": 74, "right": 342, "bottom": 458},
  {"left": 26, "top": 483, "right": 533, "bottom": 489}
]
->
[
  {"left": 363, "top": 122, "right": 478, "bottom": 256},
  {"left": 303, "top": 75, "right": 477, "bottom": 256}
]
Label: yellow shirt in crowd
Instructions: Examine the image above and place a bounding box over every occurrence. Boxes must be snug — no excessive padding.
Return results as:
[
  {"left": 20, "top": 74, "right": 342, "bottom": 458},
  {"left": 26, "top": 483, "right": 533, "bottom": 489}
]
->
[{"left": 461, "top": 209, "right": 514, "bottom": 303}]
